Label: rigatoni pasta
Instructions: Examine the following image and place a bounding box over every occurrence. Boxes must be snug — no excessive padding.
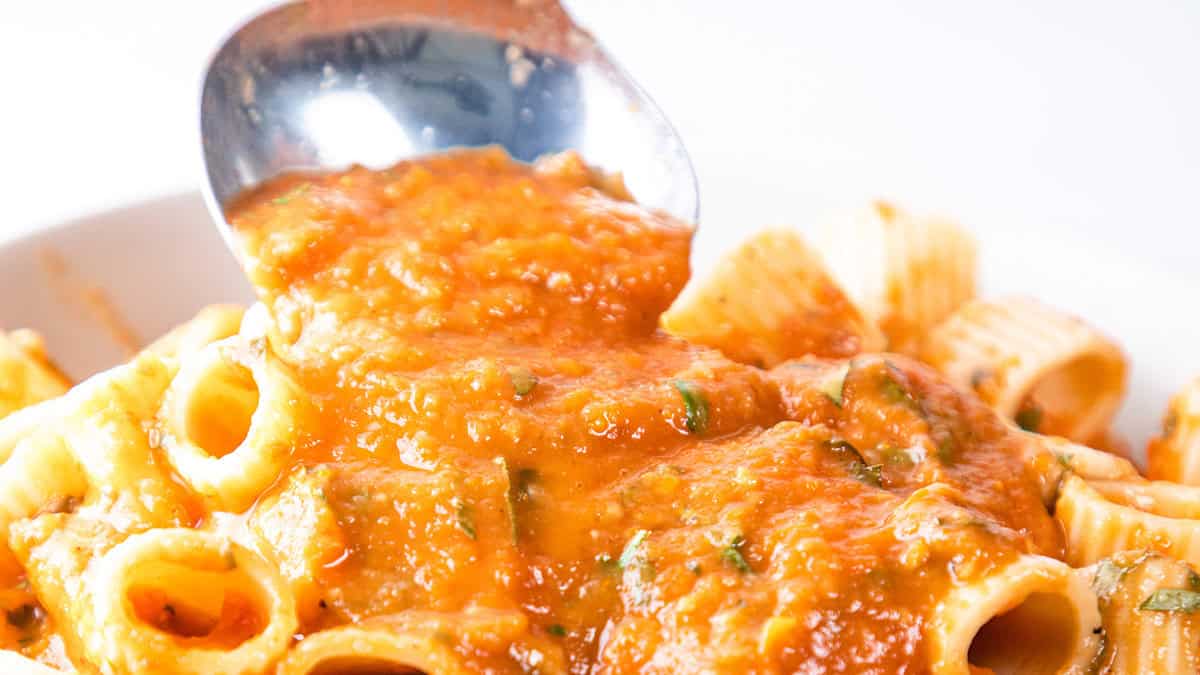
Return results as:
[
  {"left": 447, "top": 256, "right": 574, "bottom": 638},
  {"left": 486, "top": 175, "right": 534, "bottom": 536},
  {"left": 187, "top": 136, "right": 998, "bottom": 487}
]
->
[
  {"left": 661, "top": 229, "right": 884, "bottom": 367},
  {"left": 813, "top": 200, "right": 978, "bottom": 354},
  {"left": 156, "top": 332, "right": 308, "bottom": 512},
  {"left": 1056, "top": 475, "right": 1200, "bottom": 568},
  {"left": 88, "top": 529, "right": 296, "bottom": 674},
  {"left": 919, "top": 296, "right": 1127, "bottom": 444},
  {"left": 928, "top": 554, "right": 1102, "bottom": 675},
  {"left": 1085, "top": 551, "right": 1200, "bottom": 674},
  {"left": 1147, "top": 376, "right": 1200, "bottom": 485}
]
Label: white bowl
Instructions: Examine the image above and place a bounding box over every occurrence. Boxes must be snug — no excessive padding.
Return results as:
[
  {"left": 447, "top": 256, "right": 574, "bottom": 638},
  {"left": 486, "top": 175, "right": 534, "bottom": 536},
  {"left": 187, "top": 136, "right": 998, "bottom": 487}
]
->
[
  {"left": 0, "top": 194, "right": 253, "bottom": 378},
  {"left": 1, "top": 195, "right": 1196, "bottom": 459}
]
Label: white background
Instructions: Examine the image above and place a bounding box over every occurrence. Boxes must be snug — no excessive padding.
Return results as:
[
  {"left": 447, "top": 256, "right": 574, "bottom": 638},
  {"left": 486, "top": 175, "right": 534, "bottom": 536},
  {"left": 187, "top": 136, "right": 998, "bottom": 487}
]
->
[
  {"left": 1, "top": 1, "right": 1198, "bottom": 443},
  {"left": 2, "top": 2, "right": 1198, "bottom": 263}
]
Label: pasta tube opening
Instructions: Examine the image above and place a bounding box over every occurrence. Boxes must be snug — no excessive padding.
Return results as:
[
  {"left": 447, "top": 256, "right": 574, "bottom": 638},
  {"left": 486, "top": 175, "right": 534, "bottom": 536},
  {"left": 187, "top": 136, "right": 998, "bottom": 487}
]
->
[
  {"left": 90, "top": 529, "right": 296, "bottom": 674},
  {"left": 1016, "top": 352, "right": 1124, "bottom": 444},
  {"left": 158, "top": 336, "right": 307, "bottom": 512},
  {"left": 967, "top": 591, "right": 1079, "bottom": 674},
  {"left": 931, "top": 555, "right": 1101, "bottom": 675},
  {"left": 178, "top": 356, "right": 258, "bottom": 459}
]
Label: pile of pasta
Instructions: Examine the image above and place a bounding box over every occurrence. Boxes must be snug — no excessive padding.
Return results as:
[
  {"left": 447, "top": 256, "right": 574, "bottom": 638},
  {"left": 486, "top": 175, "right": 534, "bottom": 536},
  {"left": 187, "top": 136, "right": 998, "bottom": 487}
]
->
[
  {"left": 662, "top": 201, "right": 1200, "bottom": 673},
  {"left": 2, "top": 201, "right": 1200, "bottom": 673}
]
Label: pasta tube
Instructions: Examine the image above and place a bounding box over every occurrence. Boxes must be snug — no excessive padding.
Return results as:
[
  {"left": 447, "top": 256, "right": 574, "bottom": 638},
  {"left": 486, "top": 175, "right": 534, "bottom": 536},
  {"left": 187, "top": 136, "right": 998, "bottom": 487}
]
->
[
  {"left": 920, "top": 297, "right": 1126, "bottom": 443},
  {"left": 88, "top": 528, "right": 296, "bottom": 675},
  {"left": 928, "top": 554, "right": 1102, "bottom": 675},
  {"left": 1084, "top": 551, "right": 1200, "bottom": 674},
  {"left": 1056, "top": 475, "right": 1200, "bottom": 568},
  {"left": 1147, "top": 376, "right": 1200, "bottom": 485},
  {"left": 145, "top": 305, "right": 246, "bottom": 362},
  {"left": 157, "top": 335, "right": 309, "bottom": 512},
  {"left": 813, "top": 200, "right": 977, "bottom": 353},
  {"left": 661, "top": 229, "right": 884, "bottom": 367}
]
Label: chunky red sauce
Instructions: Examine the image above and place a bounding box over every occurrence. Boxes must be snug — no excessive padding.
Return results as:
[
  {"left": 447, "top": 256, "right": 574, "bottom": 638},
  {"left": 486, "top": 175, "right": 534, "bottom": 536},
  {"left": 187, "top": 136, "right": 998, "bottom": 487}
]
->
[{"left": 227, "top": 147, "right": 1060, "bottom": 673}]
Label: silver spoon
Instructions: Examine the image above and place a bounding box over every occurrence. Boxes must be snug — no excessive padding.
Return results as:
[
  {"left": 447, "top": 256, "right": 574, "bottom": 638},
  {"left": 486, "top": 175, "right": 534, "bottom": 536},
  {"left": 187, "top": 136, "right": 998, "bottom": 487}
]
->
[{"left": 199, "top": 0, "right": 698, "bottom": 254}]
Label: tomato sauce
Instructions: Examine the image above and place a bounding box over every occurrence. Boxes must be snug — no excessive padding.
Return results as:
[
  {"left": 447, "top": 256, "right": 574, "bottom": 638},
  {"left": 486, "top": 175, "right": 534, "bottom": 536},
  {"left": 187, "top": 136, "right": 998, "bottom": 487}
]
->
[{"left": 228, "top": 147, "right": 1061, "bottom": 673}]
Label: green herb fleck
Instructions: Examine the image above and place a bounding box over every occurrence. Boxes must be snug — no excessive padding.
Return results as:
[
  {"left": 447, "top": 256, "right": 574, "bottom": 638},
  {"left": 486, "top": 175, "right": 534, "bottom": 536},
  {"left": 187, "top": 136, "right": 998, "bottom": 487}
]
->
[
  {"left": 882, "top": 447, "right": 915, "bottom": 468},
  {"left": 495, "top": 457, "right": 520, "bottom": 543},
  {"left": 881, "top": 363, "right": 919, "bottom": 409},
  {"left": 936, "top": 437, "right": 957, "bottom": 465},
  {"left": 1189, "top": 569, "right": 1200, "bottom": 591},
  {"left": 1140, "top": 589, "right": 1200, "bottom": 613},
  {"left": 509, "top": 366, "right": 539, "bottom": 397},
  {"left": 687, "top": 560, "right": 703, "bottom": 576},
  {"left": 1055, "top": 452, "right": 1074, "bottom": 470},
  {"left": 720, "top": 535, "right": 752, "bottom": 574},
  {"left": 271, "top": 182, "right": 310, "bottom": 205},
  {"left": 619, "top": 530, "right": 650, "bottom": 569},
  {"left": 224, "top": 549, "right": 238, "bottom": 571},
  {"left": 673, "top": 380, "right": 710, "bottom": 435},
  {"left": 1015, "top": 403, "right": 1043, "bottom": 433},
  {"left": 453, "top": 498, "right": 477, "bottom": 541},
  {"left": 547, "top": 623, "right": 567, "bottom": 637},
  {"left": 827, "top": 440, "right": 883, "bottom": 487},
  {"left": 818, "top": 362, "right": 851, "bottom": 408},
  {"left": 853, "top": 462, "right": 884, "bottom": 487}
]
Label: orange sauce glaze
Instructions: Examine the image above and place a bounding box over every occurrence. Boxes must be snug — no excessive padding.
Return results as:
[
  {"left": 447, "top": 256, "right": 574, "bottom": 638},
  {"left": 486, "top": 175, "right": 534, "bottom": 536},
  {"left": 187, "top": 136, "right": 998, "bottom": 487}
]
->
[{"left": 228, "top": 147, "right": 1063, "bottom": 673}]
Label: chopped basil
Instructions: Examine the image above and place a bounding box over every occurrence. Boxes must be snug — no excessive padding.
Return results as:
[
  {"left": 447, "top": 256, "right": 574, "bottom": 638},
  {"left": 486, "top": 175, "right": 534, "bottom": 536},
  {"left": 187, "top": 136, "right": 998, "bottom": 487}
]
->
[
  {"left": 673, "top": 380, "right": 710, "bottom": 435},
  {"left": 854, "top": 462, "right": 884, "bottom": 487},
  {"left": 881, "top": 363, "right": 919, "bottom": 409},
  {"left": 495, "top": 457, "right": 520, "bottom": 543},
  {"left": 509, "top": 366, "right": 538, "bottom": 397},
  {"left": 721, "top": 535, "right": 752, "bottom": 574},
  {"left": 619, "top": 530, "right": 650, "bottom": 569},
  {"left": 1092, "top": 559, "right": 1129, "bottom": 601},
  {"left": 453, "top": 498, "right": 477, "bottom": 541},
  {"left": 271, "top": 182, "right": 310, "bottom": 205},
  {"left": 882, "top": 446, "right": 916, "bottom": 468},
  {"left": 1189, "top": 569, "right": 1200, "bottom": 591},
  {"left": 1015, "top": 403, "right": 1043, "bottom": 433},
  {"left": 936, "top": 437, "right": 957, "bottom": 465},
  {"left": 547, "top": 623, "right": 567, "bottom": 637},
  {"left": 687, "top": 560, "right": 703, "bottom": 576},
  {"left": 1140, "top": 588, "right": 1200, "bottom": 613},
  {"left": 1055, "top": 452, "right": 1074, "bottom": 470},
  {"left": 818, "top": 362, "right": 851, "bottom": 408},
  {"left": 827, "top": 440, "right": 883, "bottom": 488}
]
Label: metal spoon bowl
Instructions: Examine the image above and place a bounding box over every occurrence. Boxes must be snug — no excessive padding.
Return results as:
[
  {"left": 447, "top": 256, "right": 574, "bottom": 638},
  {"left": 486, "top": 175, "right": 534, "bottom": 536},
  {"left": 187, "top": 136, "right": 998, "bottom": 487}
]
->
[{"left": 199, "top": 0, "right": 698, "bottom": 253}]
